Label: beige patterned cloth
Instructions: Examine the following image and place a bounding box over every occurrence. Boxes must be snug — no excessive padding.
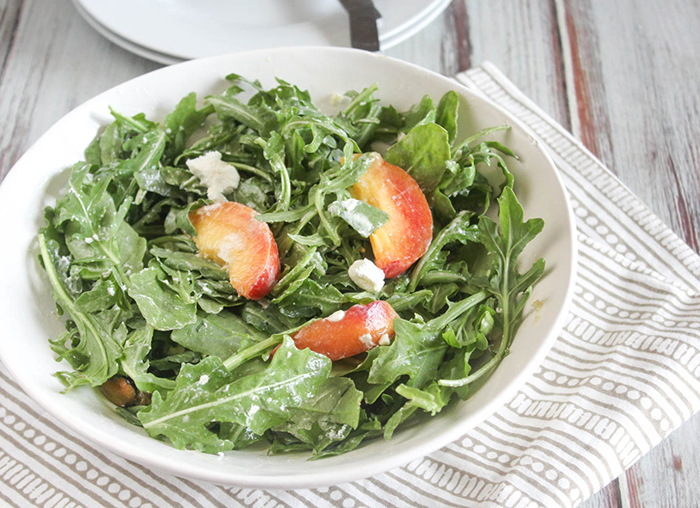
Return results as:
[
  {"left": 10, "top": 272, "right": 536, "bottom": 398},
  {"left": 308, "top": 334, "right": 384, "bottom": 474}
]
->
[{"left": 2, "top": 63, "right": 700, "bottom": 508}]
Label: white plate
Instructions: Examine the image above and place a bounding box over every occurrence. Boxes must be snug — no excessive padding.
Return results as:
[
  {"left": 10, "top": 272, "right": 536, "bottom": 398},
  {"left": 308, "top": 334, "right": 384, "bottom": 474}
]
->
[
  {"left": 0, "top": 47, "right": 577, "bottom": 489},
  {"left": 72, "top": 0, "right": 185, "bottom": 65},
  {"left": 74, "top": 0, "right": 453, "bottom": 61}
]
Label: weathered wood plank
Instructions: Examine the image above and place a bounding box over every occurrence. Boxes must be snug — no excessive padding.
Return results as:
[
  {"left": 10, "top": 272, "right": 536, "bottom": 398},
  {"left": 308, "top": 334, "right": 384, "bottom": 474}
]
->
[
  {"left": 583, "top": 481, "right": 623, "bottom": 508},
  {"left": 463, "top": 0, "right": 571, "bottom": 129},
  {"left": 619, "top": 412, "right": 700, "bottom": 507},
  {"left": 557, "top": 0, "right": 615, "bottom": 162},
  {"left": 0, "top": 0, "right": 23, "bottom": 73},
  {"left": 383, "top": 4, "right": 456, "bottom": 74},
  {"left": 0, "top": 0, "right": 161, "bottom": 177},
  {"left": 560, "top": 0, "right": 700, "bottom": 251},
  {"left": 386, "top": 0, "right": 571, "bottom": 127}
]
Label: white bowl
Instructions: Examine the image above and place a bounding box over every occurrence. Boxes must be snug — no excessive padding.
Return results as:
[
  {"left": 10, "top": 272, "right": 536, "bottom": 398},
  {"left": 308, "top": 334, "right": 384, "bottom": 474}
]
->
[{"left": 0, "top": 47, "right": 576, "bottom": 489}]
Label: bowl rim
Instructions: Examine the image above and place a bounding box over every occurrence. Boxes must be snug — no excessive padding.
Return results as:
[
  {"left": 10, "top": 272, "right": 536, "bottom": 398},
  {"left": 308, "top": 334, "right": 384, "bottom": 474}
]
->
[{"left": 0, "top": 46, "right": 578, "bottom": 489}]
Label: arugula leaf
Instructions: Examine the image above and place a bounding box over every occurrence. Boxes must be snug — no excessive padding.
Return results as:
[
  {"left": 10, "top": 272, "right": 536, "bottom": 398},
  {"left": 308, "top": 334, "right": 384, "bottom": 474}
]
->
[
  {"left": 274, "top": 280, "right": 346, "bottom": 318},
  {"left": 385, "top": 123, "right": 451, "bottom": 193},
  {"left": 38, "top": 234, "right": 124, "bottom": 388},
  {"left": 207, "top": 94, "right": 276, "bottom": 136},
  {"left": 409, "top": 211, "right": 479, "bottom": 291},
  {"left": 120, "top": 325, "right": 175, "bottom": 392},
  {"left": 98, "top": 122, "right": 126, "bottom": 164},
  {"left": 272, "top": 377, "right": 362, "bottom": 453},
  {"left": 171, "top": 311, "right": 265, "bottom": 358},
  {"left": 401, "top": 95, "right": 435, "bottom": 131},
  {"left": 138, "top": 337, "right": 332, "bottom": 451},
  {"left": 150, "top": 246, "right": 228, "bottom": 280},
  {"left": 440, "top": 187, "right": 544, "bottom": 387},
  {"left": 164, "top": 200, "right": 208, "bottom": 236},
  {"left": 435, "top": 91, "right": 459, "bottom": 144},
  {"left": 395, "top": 382, "right": 450, "bottom": 415},
  {"left": 128, "top": 266, "right": 197, "bottom": 331},
  {"left": 163, "top": 93, "right": 211, "bottom": 159},
  {"left": 367, "top": 319, "right": 447, "bottom": 390}
]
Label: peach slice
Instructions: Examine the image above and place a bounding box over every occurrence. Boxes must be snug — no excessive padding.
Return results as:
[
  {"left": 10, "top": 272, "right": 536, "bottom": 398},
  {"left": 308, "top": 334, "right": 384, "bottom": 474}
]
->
[
  {"left": 350, "top": 154, "right": 433, "bottom": 278},
  {"left": 292, "top": 301, "right": 399, "bottom": 361},
  {"left": 189, "top": 202, "right": 280, "bottom": 300}
]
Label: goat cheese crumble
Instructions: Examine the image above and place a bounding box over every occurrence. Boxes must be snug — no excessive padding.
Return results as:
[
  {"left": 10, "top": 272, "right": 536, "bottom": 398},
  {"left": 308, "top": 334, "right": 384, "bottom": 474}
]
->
[
  {"left": 348, "top": 259, "right": 385, "bottom": 292},
  {"left": 186, "top": 151, "right": 240, "bottom": 202}
]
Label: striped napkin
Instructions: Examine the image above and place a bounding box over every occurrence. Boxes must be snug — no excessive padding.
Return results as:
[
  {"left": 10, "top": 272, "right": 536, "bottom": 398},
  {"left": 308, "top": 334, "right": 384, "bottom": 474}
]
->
[{"left": 2, "top": 63, "right": 700, "bottom": 508}]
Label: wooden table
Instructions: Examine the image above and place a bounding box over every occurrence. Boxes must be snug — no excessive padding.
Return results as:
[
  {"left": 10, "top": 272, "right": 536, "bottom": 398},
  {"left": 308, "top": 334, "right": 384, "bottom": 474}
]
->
[{"left": 1, "top": 1, "right": 698, "bottom": 506}]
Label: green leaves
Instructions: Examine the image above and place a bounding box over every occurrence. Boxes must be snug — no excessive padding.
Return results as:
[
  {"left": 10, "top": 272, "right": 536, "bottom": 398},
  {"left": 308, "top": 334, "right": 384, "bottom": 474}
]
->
[
  {"left": 128, "top": 266, "right": 197, "bottom": 331},
  {"left": 274, "top": 280, "right": 346, "bottom": 318},
  {"left": 139, "top": 337, "right": 334, "bottom": 452},
  {"left": 171, "top": 311, "right": 264, "bottom": 358},
  {"left": 272, "top": 377, "right": 363, "bottom": 454},
  {"left": 368, "top": 319, "right": 447, "bottom": 389},
  {"left": 436, "top": 91, "right": 459, "bottom": 144},
  {"left": 477, "top": 186, "right": 544, "bottom": 346},
  {"left": 163, "top": 93, "right": 211, "bottom": 158},
  {"left": 409, "top": 211, "right": 479, "bottom": 291},
  {"left": 120, "top": 325, "right": 175, "bottom": 392},
  {"left": 438, "top": 188, "right": 544, "bottom": 388},
  {"left": 385, "top": 123, "right": 451, "bottom": 193},
  {"left": 39, "top": 77, "right": 544, "bottom": 458},
  {"left": 38, "top": 234, "right": 125, "bottom": 389}
]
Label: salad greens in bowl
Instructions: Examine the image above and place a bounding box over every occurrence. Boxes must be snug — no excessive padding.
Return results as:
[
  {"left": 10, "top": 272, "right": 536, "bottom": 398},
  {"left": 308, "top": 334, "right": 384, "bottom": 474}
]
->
[{"left": 0, "top": 48, "right": 576, "bottom": 488}]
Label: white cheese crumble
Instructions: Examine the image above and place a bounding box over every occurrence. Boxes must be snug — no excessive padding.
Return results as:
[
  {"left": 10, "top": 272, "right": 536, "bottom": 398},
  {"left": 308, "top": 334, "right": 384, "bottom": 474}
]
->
[
  {"left": 358, "top": 333, "right": 374, "bottom": 348},
  {"left": 326, "top": 310, "right": 345, "bottom": 322},
  {"left": 197, "top": 375, "right": 209, "bottom": 385},
  {"left": 348, "top": 259, "right": 385, "bottom": 292},
  {"left": 186, "top": 151, "right": 240, "bottom": 202},
  {"left": 378, "top": 333, "right": 391, "bottom": 346}
]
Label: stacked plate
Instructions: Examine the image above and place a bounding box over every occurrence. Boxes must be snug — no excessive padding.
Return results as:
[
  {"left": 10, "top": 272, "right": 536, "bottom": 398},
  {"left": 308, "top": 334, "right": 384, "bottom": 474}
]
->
[{"left": 72, "top": 0, "right": 453, "bottom": 65}]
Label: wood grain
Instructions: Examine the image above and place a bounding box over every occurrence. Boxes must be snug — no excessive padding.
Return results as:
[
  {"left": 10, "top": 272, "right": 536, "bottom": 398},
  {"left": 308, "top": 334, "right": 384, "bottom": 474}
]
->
[
  {"left": 0, "top": 0, "right": 160, "bottom": 177},
  {"left": 560, "top": 0, "right": 700, "bottom": 251},
  {"left": 465, "top": 0, "right": 571, "bottom": 129},
  {"left": 559, "top": 0, "right": 615, "bottom": 162},
  {"left": 0, "top": 0, "right": 23, "bottom": 74}
]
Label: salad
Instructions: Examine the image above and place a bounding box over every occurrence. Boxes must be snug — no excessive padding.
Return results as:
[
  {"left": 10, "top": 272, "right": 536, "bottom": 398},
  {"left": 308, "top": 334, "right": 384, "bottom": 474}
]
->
[{"left": 37, "top": 74, "right": 544, "bottom": 457}]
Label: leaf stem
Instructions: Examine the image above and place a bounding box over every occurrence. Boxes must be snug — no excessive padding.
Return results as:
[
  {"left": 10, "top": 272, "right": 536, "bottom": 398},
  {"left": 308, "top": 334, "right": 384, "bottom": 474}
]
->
[
  {"left": 228, "top": 162, "right": 273, "bottom": 182},
  {"left": 223, "top": 336, "right": 282, "bottom": 371},
  {"left": 428, "top": 291, "right": 488, "bottom": 330},
  {"left": 408, "top": 212, "right": 475, "bottom": 292},
  {"left": 37, "top": 234, "right": 77, "bottom": 314},
  {"left": 38, "top": 234, "right": 111, "bottom": 382},
  {"left": 343, "top": 84, "right": 378, "bottom": 116},
  {"left": 437, "top": 334, "right": 508, "bottom": 388},
  {"left": 452, "top": 125, "right": 511, "bottom": 156}
]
